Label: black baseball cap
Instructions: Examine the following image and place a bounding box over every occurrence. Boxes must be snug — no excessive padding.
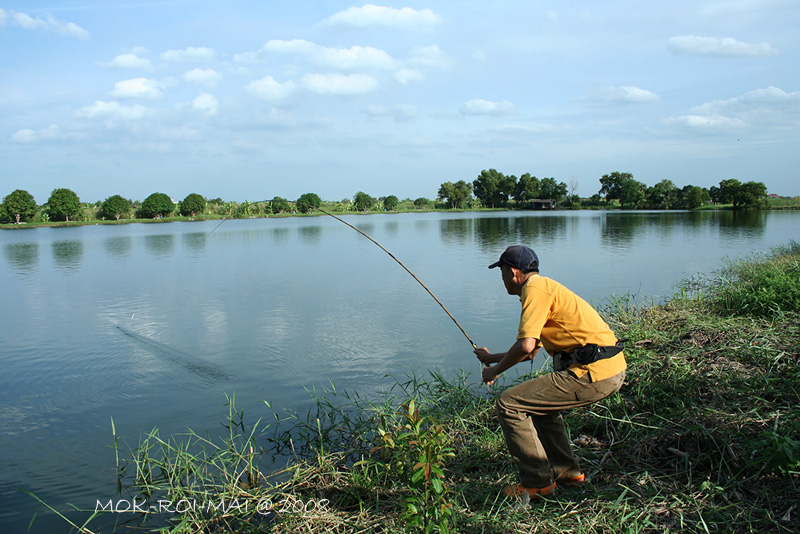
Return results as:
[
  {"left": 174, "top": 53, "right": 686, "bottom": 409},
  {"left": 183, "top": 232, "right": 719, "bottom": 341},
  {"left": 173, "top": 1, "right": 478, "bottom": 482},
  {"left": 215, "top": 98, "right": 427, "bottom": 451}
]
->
[{"left": 488, "top": 245, "right": 539, "bottom": 272}]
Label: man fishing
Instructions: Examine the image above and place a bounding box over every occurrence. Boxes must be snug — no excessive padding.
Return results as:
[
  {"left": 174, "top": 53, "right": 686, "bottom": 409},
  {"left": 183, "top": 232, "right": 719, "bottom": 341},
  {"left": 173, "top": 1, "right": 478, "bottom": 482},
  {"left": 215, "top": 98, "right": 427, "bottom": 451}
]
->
[{"left": 474, "top": 245, "right": 626, "bottom": 501}]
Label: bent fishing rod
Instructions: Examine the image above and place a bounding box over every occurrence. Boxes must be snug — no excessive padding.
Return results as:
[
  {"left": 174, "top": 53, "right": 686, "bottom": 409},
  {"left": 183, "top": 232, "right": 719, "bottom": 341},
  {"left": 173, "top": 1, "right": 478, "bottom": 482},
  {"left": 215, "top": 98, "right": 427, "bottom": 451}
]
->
[{"left": 209, "top": 200, "right": 478, "bottom": 350}]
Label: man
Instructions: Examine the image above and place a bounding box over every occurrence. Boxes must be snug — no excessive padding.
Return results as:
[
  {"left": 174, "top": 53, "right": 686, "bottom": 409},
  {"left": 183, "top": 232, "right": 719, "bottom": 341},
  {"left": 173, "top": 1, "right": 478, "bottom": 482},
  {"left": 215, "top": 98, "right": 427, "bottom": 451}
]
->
[{"left": 474, "top": 245, "right": 626, "bottom": 500}]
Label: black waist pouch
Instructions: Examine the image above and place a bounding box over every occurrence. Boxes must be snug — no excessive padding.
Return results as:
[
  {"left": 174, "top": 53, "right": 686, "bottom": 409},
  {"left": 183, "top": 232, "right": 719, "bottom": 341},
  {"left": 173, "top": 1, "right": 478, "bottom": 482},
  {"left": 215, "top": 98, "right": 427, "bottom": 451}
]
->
[{"left": 571, "top": 341, "right": 625, "bottom": 365}]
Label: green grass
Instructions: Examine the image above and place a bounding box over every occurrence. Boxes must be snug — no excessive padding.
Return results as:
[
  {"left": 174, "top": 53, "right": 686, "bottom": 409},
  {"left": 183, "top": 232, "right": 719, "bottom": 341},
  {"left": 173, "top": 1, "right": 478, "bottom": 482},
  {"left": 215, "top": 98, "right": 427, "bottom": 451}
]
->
[{"left": 29, "top": 243, "right": 800, "bottom": 533}]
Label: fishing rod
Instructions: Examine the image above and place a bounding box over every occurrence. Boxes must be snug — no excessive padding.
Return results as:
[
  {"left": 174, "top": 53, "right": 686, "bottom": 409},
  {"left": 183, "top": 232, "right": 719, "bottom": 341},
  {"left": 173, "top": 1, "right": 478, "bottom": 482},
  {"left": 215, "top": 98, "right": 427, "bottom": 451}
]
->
[{"left": 208, "top": 199, "right": 478, "bottom": 350}]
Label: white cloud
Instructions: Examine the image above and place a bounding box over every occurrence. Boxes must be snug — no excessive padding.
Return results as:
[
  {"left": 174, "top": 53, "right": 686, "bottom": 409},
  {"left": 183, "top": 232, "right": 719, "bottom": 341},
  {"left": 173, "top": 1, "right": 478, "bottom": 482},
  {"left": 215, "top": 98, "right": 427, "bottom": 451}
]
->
[
  {"left": 668, "top": 35, "right": 779, "bottom": 57},
  {"left": 590, "top": 85, "right": 661, "bottom": 104},
  {"left": 192, "top": 93, "right": 218, "bottom": 115},
  {"left": 9, "top": 124, "right": 72, "bottom": 143},
  {"left": 322, "top": 4, "right": 442, "bottom": 28},
  {"left": 1, "top": 9, "right": 89, "bottom": 39},
  {"left": 10, "top": 129, "right": 37, "bottom": 143},
  {"left": 460, "top": 99, "right": 515, "bottom": 116},
  {"left": 245, "top": 75, "right": 296, "bottom": 100},
  {"left": 691, "top": 86, "right": 798, "bottom": 114},
  {"left": 363, "top": 104, "right": 418, "bottom": 122},
  {"left": 160, "top": 46, "right": 216, "bottom": 62},
  {"left": 394, "top": 68, "right": 424, "bottom": 84},
  {"left": 664, "top": 86, "right": 800, "bottom": 131},
  {"left": 689, "top": 86, "right": 800, "bottom": 127},
  {"left": 183, "top": 68, "right": 222, "bottom": 87},
  {"left": 489, "top": 123, "right": 557, "bottom": 135},
  {"left": 97, "top": 53, "right": 152, "bottom": 69},
  {"left": 302, "top": 73, "right": 379, "bottom": 95},
  {"left": 663, "top": 115, "right": 746, "bottom": 128},
  {"left": 260, "top": 39, "right": 396, "bottom": 70},
  {"left": 406, "top": 45, "right": 450, "bottom": 68},
  {"left": 76, "top": 100, "right": 148, "bottom": 121},
  {"left": 110, "top": 78, "right": 164, "bottom": 99}
]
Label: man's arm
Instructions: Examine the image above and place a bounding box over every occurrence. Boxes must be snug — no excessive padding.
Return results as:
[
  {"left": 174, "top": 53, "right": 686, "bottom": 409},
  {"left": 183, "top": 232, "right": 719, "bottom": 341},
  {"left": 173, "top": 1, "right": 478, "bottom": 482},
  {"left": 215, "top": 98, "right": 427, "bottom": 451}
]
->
[{"left": 475, "top": 337, "right": 538, "bottom": 385}]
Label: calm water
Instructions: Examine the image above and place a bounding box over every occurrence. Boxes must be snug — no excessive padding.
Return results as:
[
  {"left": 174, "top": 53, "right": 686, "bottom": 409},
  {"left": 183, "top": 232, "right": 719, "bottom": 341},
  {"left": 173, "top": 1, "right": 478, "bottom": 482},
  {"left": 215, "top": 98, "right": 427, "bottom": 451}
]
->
[{"left": 1, "top": 209, "right": 798, "bottom": 532}]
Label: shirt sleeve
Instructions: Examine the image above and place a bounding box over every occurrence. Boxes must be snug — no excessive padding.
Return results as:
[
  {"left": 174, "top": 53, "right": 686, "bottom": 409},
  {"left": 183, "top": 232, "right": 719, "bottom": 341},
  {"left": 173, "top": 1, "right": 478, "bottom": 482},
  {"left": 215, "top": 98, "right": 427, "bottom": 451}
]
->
[{"left": 517, "top": 281, "right": 552, "bottom": 340}]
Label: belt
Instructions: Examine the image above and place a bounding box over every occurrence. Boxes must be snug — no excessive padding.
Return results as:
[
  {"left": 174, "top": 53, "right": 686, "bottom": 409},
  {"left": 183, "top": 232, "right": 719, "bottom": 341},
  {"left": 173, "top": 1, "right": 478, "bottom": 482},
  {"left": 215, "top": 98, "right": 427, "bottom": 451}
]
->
[{"left": 553, "top": 341, "right": 625, "bottom": 371}]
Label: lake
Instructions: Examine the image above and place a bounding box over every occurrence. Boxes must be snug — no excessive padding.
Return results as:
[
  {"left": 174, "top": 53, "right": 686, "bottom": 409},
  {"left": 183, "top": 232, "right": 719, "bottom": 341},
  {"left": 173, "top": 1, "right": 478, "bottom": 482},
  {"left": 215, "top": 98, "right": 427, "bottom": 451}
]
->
[{"left": 1, "top": 209, "right": 798, "bottom": 532}]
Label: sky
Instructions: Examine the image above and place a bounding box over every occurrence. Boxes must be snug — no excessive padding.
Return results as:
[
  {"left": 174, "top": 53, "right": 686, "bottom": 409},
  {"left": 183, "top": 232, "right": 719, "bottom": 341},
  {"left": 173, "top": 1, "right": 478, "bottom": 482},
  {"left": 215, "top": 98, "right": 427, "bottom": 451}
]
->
[{"left": 1, "top": 1, "right": 799, "bottom": 204}]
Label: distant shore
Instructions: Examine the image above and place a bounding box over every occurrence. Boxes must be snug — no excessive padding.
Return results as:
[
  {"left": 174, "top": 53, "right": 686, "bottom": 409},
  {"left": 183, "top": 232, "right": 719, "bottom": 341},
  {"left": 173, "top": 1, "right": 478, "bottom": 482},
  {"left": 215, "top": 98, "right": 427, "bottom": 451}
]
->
[{"left": 2, "top": 201, "right": 798, "bottom": 231}]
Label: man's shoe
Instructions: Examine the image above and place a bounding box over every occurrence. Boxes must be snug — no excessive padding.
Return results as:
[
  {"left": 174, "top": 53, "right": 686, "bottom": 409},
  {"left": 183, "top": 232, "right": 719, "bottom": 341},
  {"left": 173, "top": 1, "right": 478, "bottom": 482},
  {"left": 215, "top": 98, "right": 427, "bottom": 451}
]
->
[
  {"left": 557, "top": 473, "right": 586, "bottom": 487},
  {"left": 501, "top": 482, "right": 555, "bottom": 500}
]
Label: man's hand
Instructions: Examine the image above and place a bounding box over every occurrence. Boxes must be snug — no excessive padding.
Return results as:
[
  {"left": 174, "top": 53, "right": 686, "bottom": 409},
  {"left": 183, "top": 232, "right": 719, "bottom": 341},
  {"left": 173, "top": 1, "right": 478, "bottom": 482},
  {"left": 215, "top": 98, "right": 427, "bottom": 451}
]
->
[
  {"left": 481, "top": 365, "right": 498, "bottom": 386},
  {"left": 474, "top": 346, "right": 501, "bottom": 366}
]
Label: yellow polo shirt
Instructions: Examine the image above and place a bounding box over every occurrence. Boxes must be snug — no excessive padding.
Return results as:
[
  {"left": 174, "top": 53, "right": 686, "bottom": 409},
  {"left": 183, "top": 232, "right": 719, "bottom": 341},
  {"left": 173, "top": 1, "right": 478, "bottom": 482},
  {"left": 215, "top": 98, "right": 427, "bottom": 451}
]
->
[{"left": 517, "top": 274, "right": 626, "bottom": 382}]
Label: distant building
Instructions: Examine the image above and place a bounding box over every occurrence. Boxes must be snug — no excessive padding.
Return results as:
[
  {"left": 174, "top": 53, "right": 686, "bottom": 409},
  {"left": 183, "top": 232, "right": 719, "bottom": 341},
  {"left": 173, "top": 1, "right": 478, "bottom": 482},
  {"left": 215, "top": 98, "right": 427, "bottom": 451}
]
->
[{"left": 530, "top": 199, "right": 556, "bottom": 209}]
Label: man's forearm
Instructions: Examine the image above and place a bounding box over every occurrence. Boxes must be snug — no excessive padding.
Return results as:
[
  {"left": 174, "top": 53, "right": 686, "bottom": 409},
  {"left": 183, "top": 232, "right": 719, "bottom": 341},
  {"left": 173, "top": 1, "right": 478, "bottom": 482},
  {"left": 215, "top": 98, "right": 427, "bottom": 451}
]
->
[{"left": 494, "top": 338, "right": 538, "bottom": 375}]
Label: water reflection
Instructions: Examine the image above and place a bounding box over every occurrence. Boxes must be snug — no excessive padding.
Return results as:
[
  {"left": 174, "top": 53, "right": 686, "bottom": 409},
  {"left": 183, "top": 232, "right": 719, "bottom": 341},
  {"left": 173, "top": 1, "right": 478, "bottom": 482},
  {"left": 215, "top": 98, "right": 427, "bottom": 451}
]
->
[
  {"left": 599, "top": 213, "right": 640, "bottom": 251},
  {"left": 299, "top": 225, "right": 322, "bottom": 245},
  {"left": 440, "top": 218, "right": 473, "bottom": 247},
  {"left": 52, "top": 240, "right": 83, "bottom": 270},
  {"left": 3, "top": 242, "right": 39, "bottom": 273},
  {"left": 385, "top": 221, "right": 400, "bottom": 236},
  {"left": 596, "top": 210, "right": 769, "bottom": 251},
  {"left": 271, "top": 228, "right": 290, "bottom": 244},
  {"left": 104, "top": 236, "right": 132, "bottom": 258},
  {"left": 460, "top": 216, "right": 569, "bottom": 250},
  {"left": 182, "top": 232, "right": 207, "bottom": 255},
  {"left": 145, "top": 234, "right": 175, "bottom": 256},
  {"left": 513, "top": 216, "right": 567, "bottom": 246},
  {"left": 720, "top": 211, "right": 766, "bottom": 239}
]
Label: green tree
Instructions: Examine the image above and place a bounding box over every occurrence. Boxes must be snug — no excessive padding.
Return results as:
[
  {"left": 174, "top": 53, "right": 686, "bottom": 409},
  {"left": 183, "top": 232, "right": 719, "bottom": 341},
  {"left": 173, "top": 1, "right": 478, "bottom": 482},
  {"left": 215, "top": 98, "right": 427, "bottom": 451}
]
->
[
  {"left": 140, "top": 192, "right": 174, "bottom": 219},
  {"left": 47, "top": 188, "right": 82, "bottom": 222},
  {"left": 647, "top": 179, "right": 680, "bottom": 209},
  {"left": 679, "top": 185, "right": 706, "bottom": 209},
  {"left": 437, "top": 180, "right": 472, "bottom": 209},
  {"left": 619, "top": 178, "right": 647, "bottom": 209},
  {"left": 2, "top": 189, "right": 37, "bottom": 224},
  {"left": 383, "top": 195, "right": 399, "bottom": 211},
  {"left": 709, "top": 186, "right": 723, "bottom": 204},
  {"left": 599, "top": 171, "right": 634, "bottom": 205},
  {"left": 473, "top": 169, "right": 515, "bottom": 208},
  {"left": 539, "top": 177, "right": 568, "bottom": 201},
  {"left": 717, "top": 178, "right": 742, "bottom": 205},
  {"left": 100, "top": 194, "right": 132, "bottom": 220},
  {"left": 732, "top": 181, "right": 768, "bottom": 209},
  {"left": 296, "top": 193, "right": 322, "bottom": 214},
  {"left": 514, "top": 173, "right": 541, "bottom": 206},
  {"left": 180, "top": 193, "right": 206, "bottom": 216},
  {"left": 353, "top": 191, "right": 376, "bottom": 212},
  {"left": 413, "top": 197, "right": 431, "bottom": 209},
  {"left": 270, "top": 196, "right": 291, "bottom": 214}
]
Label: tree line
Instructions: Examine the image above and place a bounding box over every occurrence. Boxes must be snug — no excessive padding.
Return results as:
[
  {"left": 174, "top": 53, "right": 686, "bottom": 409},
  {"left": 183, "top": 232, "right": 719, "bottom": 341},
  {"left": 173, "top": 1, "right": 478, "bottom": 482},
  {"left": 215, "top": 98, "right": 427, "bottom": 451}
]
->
[
  {"left": 437, "top": 169, "right": 771, "bottom": 211},
  {"left": 0, "top": 170, "right": 774, "bottom": 224}
]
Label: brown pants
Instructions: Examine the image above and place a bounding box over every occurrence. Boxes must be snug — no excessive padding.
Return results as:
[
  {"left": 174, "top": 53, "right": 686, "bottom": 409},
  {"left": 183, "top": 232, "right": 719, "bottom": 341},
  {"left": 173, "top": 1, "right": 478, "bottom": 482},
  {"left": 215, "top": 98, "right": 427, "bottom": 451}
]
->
[{"left": 496, "top": 369, "right": 625, "bottom": 487}]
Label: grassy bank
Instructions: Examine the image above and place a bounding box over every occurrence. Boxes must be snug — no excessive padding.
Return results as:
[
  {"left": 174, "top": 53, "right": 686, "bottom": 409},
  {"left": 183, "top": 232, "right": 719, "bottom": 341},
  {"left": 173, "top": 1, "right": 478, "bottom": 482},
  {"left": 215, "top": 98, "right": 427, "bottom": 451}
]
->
[{"left": 42, "top": 243, "right": 799, "bottom": 533}]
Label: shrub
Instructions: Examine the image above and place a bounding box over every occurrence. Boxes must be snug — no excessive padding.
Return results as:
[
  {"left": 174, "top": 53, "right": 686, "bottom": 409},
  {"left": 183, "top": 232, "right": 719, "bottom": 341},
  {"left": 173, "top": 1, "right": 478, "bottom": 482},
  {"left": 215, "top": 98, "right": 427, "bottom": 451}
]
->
[
  {"left": 180, "top": 193, "right": 206, "bottom": 216},
  {"left": 100, "top": 195, "right": 132, "bottom": 220},
  {"left": 296, "top": 193, "right": 322, "bottom": 214},
  {"left": 383, "top": 195, "right": 399, "bottom": 211},
  {"left": 710, "top": 241, "right": 800, "bottom": 317},
  {"left": 140, "top": 192, "right": 174, "bottom": 219},
  {"left": 48, "top": 188, "right": 82, "bottom": 222},
  {"left": 2, "top": 189, "right": 37, "bottom": 223}
]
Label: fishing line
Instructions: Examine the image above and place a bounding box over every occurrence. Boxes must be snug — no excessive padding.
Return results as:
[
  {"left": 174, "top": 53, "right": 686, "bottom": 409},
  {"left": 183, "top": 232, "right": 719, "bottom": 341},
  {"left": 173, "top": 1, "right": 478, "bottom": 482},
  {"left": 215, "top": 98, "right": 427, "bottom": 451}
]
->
[{"left": 208, "top": 200, "right": 478, "bottom": 350}]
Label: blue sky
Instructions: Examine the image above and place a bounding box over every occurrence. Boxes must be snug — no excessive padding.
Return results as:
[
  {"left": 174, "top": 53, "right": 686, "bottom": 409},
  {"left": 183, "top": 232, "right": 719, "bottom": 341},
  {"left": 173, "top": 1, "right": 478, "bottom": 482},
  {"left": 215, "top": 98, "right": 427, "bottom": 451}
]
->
[{"left": 1, "top": 1, "right": 798, "bottom": 204}]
